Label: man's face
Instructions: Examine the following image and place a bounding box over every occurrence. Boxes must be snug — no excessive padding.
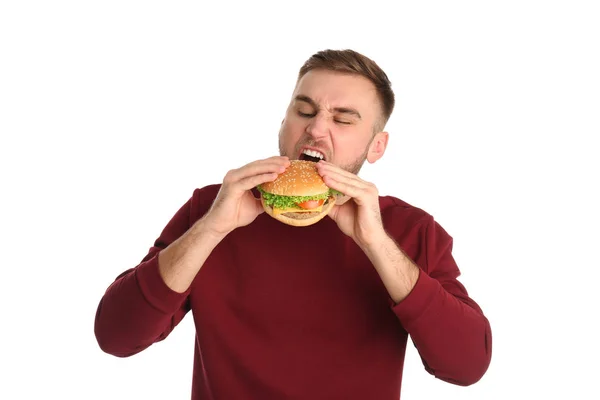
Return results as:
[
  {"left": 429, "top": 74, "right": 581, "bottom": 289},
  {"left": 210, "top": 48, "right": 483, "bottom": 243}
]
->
[{"left": 278, "top": 69, "right": 387, "bottom": 174}]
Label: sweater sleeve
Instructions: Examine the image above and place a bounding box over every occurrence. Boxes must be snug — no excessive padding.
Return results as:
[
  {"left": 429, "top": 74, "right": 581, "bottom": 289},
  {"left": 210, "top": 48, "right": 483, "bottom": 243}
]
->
[
  {"left": 94, "top": 189, "right": 204, "bottom": 357},
  {"left": 391, "top": 215, "right": 492, "bottom": 386}
]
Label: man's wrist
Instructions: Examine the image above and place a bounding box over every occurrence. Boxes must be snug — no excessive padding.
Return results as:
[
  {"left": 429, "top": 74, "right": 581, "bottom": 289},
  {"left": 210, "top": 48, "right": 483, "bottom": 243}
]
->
[
  {"left": 191, "top": 216, "right": 229, "bottom": 245},
  {"left": 355, "top": 227, "right": 389, "bottom": 253},
  {"left": 359, "top": 229, "right": 420, "bottom": 303}
]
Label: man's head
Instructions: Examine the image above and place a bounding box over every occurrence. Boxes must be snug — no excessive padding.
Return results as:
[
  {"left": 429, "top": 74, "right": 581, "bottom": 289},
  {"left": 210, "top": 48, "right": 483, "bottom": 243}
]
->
[{"left": 278, "top": 49, "right": 395, "bottom": 174}]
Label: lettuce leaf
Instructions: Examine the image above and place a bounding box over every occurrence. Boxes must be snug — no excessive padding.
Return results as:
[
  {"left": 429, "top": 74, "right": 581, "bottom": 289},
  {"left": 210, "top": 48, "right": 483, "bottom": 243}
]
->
[{"left": 257, "top": 185, "right": 341, "bottom": 209}]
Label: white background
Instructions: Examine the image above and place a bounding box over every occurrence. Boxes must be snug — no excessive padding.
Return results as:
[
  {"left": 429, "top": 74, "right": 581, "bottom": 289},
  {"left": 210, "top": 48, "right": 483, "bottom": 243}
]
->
[{"left": 1, "top": 1, "right": 599, "bottom": 399}]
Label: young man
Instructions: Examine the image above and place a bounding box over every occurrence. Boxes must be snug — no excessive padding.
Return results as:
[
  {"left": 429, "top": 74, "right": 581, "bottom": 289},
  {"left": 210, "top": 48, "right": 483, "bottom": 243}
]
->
[{"left": 95, "top": 49, "right": 492, "bottom": 399}]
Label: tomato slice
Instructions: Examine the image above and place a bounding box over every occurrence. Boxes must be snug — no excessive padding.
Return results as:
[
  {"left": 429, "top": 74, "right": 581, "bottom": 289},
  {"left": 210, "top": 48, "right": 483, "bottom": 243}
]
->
[{"left": 297, "top": 199, "right": 324, "bottom": 209}]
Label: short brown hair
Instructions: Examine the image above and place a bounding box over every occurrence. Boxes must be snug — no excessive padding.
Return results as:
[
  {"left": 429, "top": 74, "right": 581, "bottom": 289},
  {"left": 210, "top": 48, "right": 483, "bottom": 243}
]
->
[{"left": 298, "top": 49, "right": 395, "bottom": 132}]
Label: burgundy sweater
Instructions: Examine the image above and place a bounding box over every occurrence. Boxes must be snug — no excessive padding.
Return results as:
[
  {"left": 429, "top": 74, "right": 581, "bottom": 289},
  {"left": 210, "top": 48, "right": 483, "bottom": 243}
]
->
[{"left": 94, "top": 184, "right": 492, "bottom": 399}]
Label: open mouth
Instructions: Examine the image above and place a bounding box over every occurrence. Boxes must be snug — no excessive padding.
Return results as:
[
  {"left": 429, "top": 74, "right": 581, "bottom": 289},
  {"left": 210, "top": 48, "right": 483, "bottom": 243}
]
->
[{"left": 299, "top": 149, "right": 325, "bottom": 162}]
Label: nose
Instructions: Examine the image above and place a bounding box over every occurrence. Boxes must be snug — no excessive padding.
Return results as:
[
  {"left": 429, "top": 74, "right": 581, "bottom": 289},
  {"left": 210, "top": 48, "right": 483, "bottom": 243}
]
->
[{"left": 305, "top": 114, "right": 330, "bottom": 140}]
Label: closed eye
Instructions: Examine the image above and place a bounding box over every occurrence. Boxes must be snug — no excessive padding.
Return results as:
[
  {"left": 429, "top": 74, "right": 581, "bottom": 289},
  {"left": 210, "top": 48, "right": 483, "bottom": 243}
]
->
[{"left": 298, "top": 110, "right": 353, "bottom": 125}]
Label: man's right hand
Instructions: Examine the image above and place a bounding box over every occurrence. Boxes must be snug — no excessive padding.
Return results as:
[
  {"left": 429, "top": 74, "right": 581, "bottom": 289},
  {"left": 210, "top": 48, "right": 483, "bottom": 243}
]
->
[{"left": 202, "top": 156, "right": 290, "bottom": 237}]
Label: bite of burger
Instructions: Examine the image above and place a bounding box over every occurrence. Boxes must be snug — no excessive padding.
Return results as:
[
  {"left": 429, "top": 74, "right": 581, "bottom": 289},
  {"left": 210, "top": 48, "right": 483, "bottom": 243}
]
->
[{"left": 257, "top": 160, "right": 343, "bottom": 227}]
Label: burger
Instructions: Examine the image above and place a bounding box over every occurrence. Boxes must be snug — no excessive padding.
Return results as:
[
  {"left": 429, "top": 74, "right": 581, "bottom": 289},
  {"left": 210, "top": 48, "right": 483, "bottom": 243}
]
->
[{"left": 257, "top": 160, "right": 342, "bottom": 227}]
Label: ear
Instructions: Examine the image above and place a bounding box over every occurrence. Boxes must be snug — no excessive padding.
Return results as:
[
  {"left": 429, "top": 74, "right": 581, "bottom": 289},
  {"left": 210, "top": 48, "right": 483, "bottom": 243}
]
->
[{"left": 367, "top": 131, "right": 389, "bottom": 163}]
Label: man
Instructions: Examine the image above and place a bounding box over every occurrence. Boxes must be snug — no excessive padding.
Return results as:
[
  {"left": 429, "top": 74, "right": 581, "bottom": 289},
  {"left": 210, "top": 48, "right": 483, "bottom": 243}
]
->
[{"left": 95, "top": 49, "right": 492, "bottom": 399}]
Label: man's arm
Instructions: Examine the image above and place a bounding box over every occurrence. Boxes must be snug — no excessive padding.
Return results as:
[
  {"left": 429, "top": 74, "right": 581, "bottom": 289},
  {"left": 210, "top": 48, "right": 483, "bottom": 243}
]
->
[
  {"left": 94, "top": 156, "right": 290, "bottom": 357},
  {"left": 94, "top": 188, "right": 220, "bottom": 357},
  {"left": 157, "top": 218, "right": 225, "bottom": 293},
  {"left": 315, "top": 161, "right": 492, "bottom": 385},
  {"left": 360, "top": 232, "right": 420, "bottom": 303},
  {"left": 360, "top": 216, "right": 492, "bottom": 386}
]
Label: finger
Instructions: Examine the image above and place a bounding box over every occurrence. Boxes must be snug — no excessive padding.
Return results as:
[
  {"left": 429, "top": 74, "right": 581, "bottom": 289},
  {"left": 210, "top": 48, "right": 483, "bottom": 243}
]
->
[
  {"left": 335, "top": 194, "right": 351, "bottom": 205},
  {"left": 235, "top": 172, "right": 280, "bottom": 192},
  {"left": 320, "top": 174, "right": 377, "bottom": 206},
  {"left": 327, "top": 204, "right": 341, "bottom": 221},
  {"left": 252, "top": 196, "right": 266, "bottom": 215},
  {"left": 316, "top": 162, "right": 372, "bottom": 194},
  {"left": 316, "top": 160, "right": 360, "bottom": 180},
  {"left": 316, "top": 163, "right": 366, "bottom": 190},
  {"left": 326, "top": 208, "right": 337, "bottom": 223},
  {"left": 225, "top": 156, "right": 289, "bottom": 184},
  {"left": 240, "top": 156, "right": 290, "bottom": 176}
]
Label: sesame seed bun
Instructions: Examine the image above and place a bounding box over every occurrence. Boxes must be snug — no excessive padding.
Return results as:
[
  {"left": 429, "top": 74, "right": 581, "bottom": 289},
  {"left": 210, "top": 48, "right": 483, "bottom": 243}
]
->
[
  {"left": 259, "top": 160, "right": 329, "bottom": 197},
  {"left": 259, "top": 160, "right": 336, "bottom": 227}
]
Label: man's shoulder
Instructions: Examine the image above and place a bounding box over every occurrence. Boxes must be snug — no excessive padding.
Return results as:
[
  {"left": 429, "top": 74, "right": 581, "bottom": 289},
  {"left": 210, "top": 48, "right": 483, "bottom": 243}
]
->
[
  {"left": 379, "top": 194, "right": 430, "bottom": 219},
  {"left": 184, "top": 184, "right": 222, "bottom": 220},
  {"left": 378, "top": 194, "right": 434, "bottom": 234},
  {"left": 191, "top": 183, "right": 222, "bottom": 200}
]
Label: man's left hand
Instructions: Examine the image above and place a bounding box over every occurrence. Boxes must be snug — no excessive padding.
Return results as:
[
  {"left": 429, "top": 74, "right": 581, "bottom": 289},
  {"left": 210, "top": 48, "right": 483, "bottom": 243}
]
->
[{"left": 316, "top": 161, "right": 386, "bottom": 248}]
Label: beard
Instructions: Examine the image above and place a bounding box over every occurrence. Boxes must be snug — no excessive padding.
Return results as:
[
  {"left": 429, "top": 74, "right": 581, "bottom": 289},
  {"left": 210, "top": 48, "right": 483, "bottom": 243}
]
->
[
  {"left": 278, "top": 134, "right": 370, "bottom": 175},
  {"left": 336, "top": 146, "right": 369, "bottom": 175}
]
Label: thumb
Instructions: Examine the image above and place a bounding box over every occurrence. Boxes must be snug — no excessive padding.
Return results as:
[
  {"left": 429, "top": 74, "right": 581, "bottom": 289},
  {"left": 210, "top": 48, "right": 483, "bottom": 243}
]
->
[
  {"left": 327, "top": 204, "right": 340, "bottom": 221},
  {"left": 253, "top": 197, "right": 266, "bottom": 215}
]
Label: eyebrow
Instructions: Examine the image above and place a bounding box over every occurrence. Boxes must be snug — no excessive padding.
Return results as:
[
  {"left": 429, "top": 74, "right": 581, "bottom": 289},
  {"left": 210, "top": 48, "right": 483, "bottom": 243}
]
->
[{"left": 294, "top": 94, "right": 362, "bottom": 119}]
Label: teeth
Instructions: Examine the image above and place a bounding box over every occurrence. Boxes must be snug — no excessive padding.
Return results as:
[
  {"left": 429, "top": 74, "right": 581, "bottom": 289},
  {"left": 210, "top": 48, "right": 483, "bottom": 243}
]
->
[{"left": 302, "top": 149, "right": 324, "bottom": 160}]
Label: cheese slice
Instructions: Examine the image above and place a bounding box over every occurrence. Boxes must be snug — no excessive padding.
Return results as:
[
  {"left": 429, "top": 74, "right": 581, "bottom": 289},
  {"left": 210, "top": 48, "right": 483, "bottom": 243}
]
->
[{"left": 273, "top": 204, "right": 323, "bottom": 215}]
